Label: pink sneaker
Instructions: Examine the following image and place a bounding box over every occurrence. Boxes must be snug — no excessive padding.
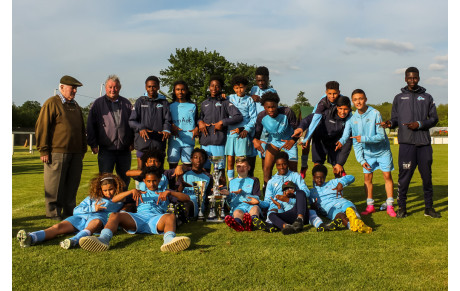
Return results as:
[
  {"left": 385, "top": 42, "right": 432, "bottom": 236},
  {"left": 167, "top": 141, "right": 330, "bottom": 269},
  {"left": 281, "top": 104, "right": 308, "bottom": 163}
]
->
[
  {"left": 386, "top": 205, "right": 397, "bottom": 217},
  {"left": 360, "top": 205, "right": 376, "bottom": 215}
]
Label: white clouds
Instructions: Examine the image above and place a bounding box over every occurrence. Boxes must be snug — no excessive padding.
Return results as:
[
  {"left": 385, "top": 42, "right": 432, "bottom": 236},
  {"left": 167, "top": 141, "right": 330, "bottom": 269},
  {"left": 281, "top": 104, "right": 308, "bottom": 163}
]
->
[
  {"left": 429, "top": 63, "right": 446, "bottom": 71},
  {"left": 435, "top": 55, "right": 448, "bottom": 62},
  {"left": 131, "top": 9, "right": 235, "bottom": 23},
  {"left": 345, "top": 37, "right": 415, "bottom": 53},
  {"left": 394, "top": 68, "right": 407, "bottom": 75},
  {"left": 425, "top": 77, "right": 448, "bottom": 86}
]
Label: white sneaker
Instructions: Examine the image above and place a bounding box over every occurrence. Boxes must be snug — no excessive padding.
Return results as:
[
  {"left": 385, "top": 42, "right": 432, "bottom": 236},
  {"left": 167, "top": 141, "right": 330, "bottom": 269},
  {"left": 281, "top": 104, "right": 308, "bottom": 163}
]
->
[{"left": 160, "top": 236, "right": 191, "bottom": 252}]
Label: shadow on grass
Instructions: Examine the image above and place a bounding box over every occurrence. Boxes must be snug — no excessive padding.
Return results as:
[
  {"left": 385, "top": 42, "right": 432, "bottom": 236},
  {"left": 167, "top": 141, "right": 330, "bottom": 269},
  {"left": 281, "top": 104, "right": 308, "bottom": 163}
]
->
[
  {"left": 12, "top": 164, "right": 44, "bottom": 176},
  {"left": 111, "top": 233, "right": 148, "bottom": 250},
  {"left": 12, "top": 215, "right": 50, "bottom": 236}
]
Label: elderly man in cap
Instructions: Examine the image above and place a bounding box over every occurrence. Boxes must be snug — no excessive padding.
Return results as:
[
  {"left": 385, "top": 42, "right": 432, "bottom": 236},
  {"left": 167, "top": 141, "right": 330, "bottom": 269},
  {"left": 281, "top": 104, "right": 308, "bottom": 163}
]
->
[
  {"left": 35, "top": 75, "right": 87, "bottom": 220},
  {"left": 87, "top": 75, "right": 134, "bottom": 190}
]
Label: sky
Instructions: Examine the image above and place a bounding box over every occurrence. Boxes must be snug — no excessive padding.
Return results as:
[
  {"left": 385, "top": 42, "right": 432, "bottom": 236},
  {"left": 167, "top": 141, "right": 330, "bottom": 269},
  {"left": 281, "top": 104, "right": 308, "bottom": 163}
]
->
[{"left": 11, "top": 0, "right": 448, "bottom": 108}]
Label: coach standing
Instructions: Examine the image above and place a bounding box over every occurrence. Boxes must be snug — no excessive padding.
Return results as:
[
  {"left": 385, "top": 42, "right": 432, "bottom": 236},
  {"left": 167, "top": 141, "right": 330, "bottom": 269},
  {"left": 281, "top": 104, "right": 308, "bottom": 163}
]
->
[
  {"left": 381, "top": 67, "right": 440, "bottom": 219},
  {"left": 87, "top": 75, "right": 134, "bottom": 190},
  {"left": 35, "top": 75, "right": 87, "bottom": 220}
]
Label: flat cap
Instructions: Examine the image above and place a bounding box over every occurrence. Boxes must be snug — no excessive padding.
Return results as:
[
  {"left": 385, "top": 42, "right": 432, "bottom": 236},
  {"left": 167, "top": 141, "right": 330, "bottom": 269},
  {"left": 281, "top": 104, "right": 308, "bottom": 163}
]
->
[
  {"left": 282, "top": 181, "right": 296, "bottom": 191},
  {"left": 60, "top": 75, "right": 83, "bottom": 87}
]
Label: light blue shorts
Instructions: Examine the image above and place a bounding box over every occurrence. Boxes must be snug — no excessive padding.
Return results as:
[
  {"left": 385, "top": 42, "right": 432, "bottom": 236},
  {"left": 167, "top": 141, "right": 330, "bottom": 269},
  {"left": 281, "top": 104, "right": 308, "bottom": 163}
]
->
[
  {"left": 201, "top": 145, "right": 225, "bottom": 170},
  {"left": 362, "top": 151, "right": 394, "bottom": 174},
  {"left": 325, "top": 200, "right": 356, "bottom": 220},
  {"left": 269, "top": 141, "right": 298, "bottom": 161},
  {"left": 124, "top": 212, "right": 166, "bottom": 235},
  {"left": 167, "top": 141, "right": 193, "bottom": 164},
  {"left": 250, "top": 139, "right": 267, "bottom": 158},
  {"left": 65, "top": 214, "right": 107, "bottom": 231},
  {"left": 225, "top": 134, "right": 251, "bottom": 156}
]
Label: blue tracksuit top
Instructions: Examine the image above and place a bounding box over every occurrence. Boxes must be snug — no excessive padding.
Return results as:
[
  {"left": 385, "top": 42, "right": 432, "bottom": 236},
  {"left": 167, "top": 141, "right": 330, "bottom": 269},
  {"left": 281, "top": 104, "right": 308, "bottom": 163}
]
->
[
  {"left": 309, "top": 175, "right": 355, "bottom": 215},
  {"left": 390, "top": 86, "right": 438, "bottom": 146},
  {"left": 136, "top": 182, "right": 170, "bottom": 214},
  {"left": 250, "top": 86, "right": 277, "bottom": 115},
  {"left": 129, "top": 94, "right": 172, "bottom": 150},
  {"left": 303, "top": 95, "right": 338, "bottom": 142},
  {"left": 264, "top": 170, "right": 310, "bottom": 214},
  {"left": 169, "top": 101, "right": 198, "bottom": 147},
  {"left": 254, "top": 107, "right": 298, "bottom": 148},
  {"left": 73, "top": 196, "right": 123, "bottom": 221},
  {"left": 198, "top": 95, "right": 243, "bottom": 146},
  {"left": 340, "top": 106, "right": 392, "bottom": 166},
  {"left": 227, "top": 176, "right": 261, "bottom": 211},
  {"left": 178, "top": 170, "right": 213, "bottom": 198},
  {"left": 227, "top": 94, "right": 257, "bottom": 135}
]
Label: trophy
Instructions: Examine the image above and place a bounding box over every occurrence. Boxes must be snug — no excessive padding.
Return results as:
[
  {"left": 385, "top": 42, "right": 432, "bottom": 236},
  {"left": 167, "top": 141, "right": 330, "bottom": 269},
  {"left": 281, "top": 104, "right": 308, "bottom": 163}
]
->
[
  {"left": 192, "top": 181, "right": 206, "bottom": 220},
  {"left": 207, "top": 156, "right": 227, "bottom": 222}
]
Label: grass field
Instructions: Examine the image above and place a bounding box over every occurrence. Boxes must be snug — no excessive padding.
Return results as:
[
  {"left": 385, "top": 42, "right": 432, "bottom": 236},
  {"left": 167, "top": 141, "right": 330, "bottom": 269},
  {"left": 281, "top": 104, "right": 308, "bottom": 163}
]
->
[{"left": 12, "top": 145, "right": 448, "bottom": 290}]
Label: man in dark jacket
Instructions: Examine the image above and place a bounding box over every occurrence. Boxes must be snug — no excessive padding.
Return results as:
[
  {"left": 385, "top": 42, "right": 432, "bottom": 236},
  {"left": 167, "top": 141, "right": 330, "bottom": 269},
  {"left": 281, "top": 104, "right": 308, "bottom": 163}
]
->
[
  {"left": 87, "top": 75, "right": 134, "bottom": 190},
  {"left": 381, "top": 67, "right": 440, "bottom": 218}
]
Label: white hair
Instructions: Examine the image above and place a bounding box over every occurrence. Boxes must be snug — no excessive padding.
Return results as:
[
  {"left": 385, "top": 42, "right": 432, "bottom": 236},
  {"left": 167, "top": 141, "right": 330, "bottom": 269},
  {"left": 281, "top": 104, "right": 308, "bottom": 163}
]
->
[{"left": 105, "top": 74, "right": 121, "bottom": 88}]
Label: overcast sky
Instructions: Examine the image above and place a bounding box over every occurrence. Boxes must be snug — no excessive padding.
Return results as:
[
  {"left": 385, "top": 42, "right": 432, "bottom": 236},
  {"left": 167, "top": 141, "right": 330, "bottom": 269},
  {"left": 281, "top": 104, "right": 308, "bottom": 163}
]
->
[{"left": 12, "top": 0, "right": 448, "bottom": 107}]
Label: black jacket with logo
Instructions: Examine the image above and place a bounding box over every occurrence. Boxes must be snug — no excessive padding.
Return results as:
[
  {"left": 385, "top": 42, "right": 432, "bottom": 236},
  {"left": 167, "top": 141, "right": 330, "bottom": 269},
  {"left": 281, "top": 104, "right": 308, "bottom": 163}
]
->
[{"left": 390, "top": 86, "right": 438, "bottom": 146}]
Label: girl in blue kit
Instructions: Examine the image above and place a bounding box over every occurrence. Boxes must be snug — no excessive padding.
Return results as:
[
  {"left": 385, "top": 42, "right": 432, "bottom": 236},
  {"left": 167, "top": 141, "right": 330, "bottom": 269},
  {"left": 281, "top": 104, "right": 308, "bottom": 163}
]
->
[
  {"left": 17, "top": 173, "right": 125, "bottom": 249},
  {"left": 221, "top": 157, "right": 262, "bottom": 232},
  {"left": 309, "top": 164, "right": 372, "bottom": 233},
  {"left": 338, "top": 89, "right": 396, "bottom": 217},
  {"left": 80, "top": 167, "right": 191, "bottom": 252},
  {"left": 253, "top": 92, "right": 299, "bottom": 187},
  {"left": 168, "top": 80, "right": 199, "bottom": 170}
]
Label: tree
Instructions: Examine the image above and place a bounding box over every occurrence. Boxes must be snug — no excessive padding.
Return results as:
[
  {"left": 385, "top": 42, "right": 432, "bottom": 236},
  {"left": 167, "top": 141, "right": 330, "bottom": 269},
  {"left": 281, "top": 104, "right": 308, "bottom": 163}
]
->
[
  {"left": 436, "top": 104, "right": 448, "bottom": 127},
  {"left": 160, "top": 47, "right": 257, "bottom": 106},
  {"left": 290, "top": 91, "right": 312, "bottom": 118},
  {"left": 12, "top": 101, "right": 42, "bottom": 128}
]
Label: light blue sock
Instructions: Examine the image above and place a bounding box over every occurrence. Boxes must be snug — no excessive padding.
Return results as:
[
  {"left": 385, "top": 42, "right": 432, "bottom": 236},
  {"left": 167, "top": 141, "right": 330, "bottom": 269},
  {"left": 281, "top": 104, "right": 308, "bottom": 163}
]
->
[
  {"left": 227, "top": 170, "right": 234, "bottom": 180},
  {"left": 367, "top": 198, "right": 374, "bottom": 205},
  {"left": 163, "top": 231, "right": 176, "bottom": 244},
  {"left": 69, "top": 229, "right": 91, "bottom": 243},
  {"left": 98, "top": 229, "right": 113, "bottom": 244},
  {"left": 29, "top": 230, "right": 46, "bottom": 244},
  {"left": 386, "top": 197, "right": 394, "bottom": 206},
  {"left": 308, "top": 210, "right": 323, "bottom": 228}
]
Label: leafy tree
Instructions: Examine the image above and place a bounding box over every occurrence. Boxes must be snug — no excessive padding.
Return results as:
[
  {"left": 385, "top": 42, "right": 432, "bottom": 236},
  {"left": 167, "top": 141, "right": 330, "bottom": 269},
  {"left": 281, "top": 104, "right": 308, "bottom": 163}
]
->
[
  {"left": 12, "top": 101, "right": 42, "bottom": 128},
  {"left": 436, "top": 104, "right": 448, "bottom": 127},
  {"left": 160, "top": 47, "right": 257, "bottom": 106},
  {"left": 290, "top": 91, "right": 312, "bottom": 118}
]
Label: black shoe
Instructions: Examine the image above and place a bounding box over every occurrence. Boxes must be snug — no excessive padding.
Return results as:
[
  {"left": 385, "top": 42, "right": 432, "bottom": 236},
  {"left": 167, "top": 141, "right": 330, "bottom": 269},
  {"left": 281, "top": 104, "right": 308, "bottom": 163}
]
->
[
  {"left": 282, "top": 224, "right": 296, "bottom": 235},
  {"left": 252, "top": 217, "right": 267, "bottom": 230},
  {"left": 327, "top": 218, "right": 346, "bottom": 231},
  {"left": 264, "top": 223, "right": 280, "bottom": 233},
  {"left": 396, "top": 207, "right": 407, "bottom": 218},
  {"left": 424, "top": 207, "right": 441, "bottom": 218},
  {"left": 292, "top": 218, "right": 304, "bottom": 232},
  {"left": 316, "top": 222, "right": 330, "bottom": 232}
]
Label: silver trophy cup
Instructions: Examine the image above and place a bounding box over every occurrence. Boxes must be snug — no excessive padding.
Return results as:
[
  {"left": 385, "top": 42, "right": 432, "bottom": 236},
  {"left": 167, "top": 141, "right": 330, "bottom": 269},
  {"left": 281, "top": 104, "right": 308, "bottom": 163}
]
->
[{"left": 192, "top": 181, "right": 206, "bottom": 220}]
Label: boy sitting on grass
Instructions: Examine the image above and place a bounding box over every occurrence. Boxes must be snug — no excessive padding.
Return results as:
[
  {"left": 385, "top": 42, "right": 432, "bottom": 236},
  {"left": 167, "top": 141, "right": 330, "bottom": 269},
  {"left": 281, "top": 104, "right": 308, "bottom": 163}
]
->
[
  {"left": 309, "top": 164, "right": 372, "bottom": 233},
  {"left": 220, "top": 157, "right": 263, "bottom": 231}
]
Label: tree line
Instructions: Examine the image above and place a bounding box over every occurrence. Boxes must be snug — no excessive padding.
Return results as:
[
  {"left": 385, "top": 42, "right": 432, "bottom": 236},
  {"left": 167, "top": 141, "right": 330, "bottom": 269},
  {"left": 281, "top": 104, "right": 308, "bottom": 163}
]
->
[{"left": 12, "top": 47, "right": 448, "bottom": 129}]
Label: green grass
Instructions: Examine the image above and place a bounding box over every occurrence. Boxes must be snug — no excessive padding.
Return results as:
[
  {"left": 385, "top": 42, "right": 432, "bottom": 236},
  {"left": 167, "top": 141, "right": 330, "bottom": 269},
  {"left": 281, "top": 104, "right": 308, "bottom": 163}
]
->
[{"left": 12, "top": 145, "right": 448, "bottom": 290}]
